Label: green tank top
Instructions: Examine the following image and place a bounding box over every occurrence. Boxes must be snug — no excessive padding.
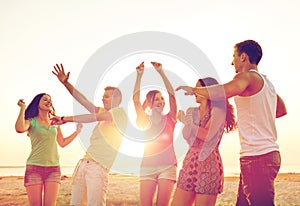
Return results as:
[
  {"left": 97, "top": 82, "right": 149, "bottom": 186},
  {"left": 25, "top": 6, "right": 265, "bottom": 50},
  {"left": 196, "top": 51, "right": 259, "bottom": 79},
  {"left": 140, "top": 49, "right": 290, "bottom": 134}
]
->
[{"left": 26, "top": 117, "right": 60, "bottom": 166}]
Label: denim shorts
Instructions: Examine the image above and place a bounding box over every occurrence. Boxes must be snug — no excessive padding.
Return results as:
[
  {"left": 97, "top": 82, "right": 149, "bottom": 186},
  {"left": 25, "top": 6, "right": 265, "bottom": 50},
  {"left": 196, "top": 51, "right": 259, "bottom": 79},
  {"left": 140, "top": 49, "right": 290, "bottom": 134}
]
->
[{"left": 24, "top": 165, "right": 61, "bottom": 187}]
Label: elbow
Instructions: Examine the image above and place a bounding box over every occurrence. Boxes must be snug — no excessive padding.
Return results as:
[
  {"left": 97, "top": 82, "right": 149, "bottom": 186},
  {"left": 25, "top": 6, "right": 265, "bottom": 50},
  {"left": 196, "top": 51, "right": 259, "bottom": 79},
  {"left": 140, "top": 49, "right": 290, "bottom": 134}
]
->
[
  {"left": 58, "top": 142, "right": 67, "bottom": 148},
  {"left": 56, "top": 138, "right": 66, "bottom": 148},
  {"left": 15, "top": 129, "right": 24, "bottom": 133},
  {"left": 15, "top": 126, "right": 25, "bottom": 133}
]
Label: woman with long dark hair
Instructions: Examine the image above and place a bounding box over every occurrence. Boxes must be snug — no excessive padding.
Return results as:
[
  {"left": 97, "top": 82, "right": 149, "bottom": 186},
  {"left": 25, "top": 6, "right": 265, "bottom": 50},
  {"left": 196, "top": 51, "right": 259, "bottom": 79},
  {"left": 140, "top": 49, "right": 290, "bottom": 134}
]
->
[
  {"left": 15, "top": 93, "right": 82, "bottom": 206},
  {"left": 172, "top": 78, "right": 236, "bottom": 206}
]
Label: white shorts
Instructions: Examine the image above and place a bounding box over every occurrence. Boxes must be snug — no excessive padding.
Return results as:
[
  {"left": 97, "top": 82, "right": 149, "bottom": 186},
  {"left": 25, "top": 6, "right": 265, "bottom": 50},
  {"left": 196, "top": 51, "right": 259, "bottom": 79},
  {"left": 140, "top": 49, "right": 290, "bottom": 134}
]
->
[
  {"left": 140, "top": 165, "right": 177, "bottom": 182},
  {"left": 70, "top": 159, "right": 109, "bottom": 206}
]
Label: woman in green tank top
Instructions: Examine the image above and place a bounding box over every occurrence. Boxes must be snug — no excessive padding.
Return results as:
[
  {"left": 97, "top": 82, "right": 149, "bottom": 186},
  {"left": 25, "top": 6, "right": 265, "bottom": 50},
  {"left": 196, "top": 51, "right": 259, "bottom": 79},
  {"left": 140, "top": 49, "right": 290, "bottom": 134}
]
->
[{"left": 15, "top": 93, "right": 82, "bottom": 206}]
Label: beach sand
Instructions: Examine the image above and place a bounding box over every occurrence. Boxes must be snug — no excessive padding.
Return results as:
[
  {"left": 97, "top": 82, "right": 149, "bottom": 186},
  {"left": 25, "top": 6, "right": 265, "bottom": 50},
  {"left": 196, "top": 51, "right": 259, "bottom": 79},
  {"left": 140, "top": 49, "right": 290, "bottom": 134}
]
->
[{"left": 0, "top": 173, "right": 299, "bottom": 206}]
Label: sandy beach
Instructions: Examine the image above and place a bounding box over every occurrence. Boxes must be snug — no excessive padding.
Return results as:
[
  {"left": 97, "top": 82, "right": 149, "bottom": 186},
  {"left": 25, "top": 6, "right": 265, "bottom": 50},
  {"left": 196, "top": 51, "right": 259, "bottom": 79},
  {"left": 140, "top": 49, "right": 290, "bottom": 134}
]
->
[{"left": 0, "top": 173, "right": 299, "bottom": 206}]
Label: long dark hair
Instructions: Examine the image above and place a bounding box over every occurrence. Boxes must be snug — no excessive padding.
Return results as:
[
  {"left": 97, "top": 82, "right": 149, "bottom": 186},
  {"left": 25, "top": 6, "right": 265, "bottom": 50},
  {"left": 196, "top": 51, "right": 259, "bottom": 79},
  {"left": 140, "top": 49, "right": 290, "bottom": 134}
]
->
[
  {"left": 198, "top": 77, "right": 236, "bottom": 133},
  {"left": 25, "top": 93, "right": 51, "bottom": 120}
]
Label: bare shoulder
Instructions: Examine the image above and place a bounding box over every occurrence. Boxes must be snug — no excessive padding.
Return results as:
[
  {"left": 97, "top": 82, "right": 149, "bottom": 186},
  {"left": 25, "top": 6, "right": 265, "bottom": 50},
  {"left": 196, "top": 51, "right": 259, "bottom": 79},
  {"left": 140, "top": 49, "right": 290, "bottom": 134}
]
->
[
  {"left": 234, "top": 71, "right": 263, "bottom": 96},
  {"left": 234, "top": 71, "right": 258, "bottom": 80}
]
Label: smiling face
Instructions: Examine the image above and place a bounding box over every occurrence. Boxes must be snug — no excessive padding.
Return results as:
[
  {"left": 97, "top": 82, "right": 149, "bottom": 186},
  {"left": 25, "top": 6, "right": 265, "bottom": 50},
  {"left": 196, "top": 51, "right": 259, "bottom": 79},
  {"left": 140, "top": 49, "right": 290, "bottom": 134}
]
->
[
  {"left": 102, "top": 87, "right": 122, "bottom": 111},
  {"left": 38, "top": 94, "right": 53, "bottom": 112},
  {"left": 150, "top": 92, "right": 165, "bottom": 113}
]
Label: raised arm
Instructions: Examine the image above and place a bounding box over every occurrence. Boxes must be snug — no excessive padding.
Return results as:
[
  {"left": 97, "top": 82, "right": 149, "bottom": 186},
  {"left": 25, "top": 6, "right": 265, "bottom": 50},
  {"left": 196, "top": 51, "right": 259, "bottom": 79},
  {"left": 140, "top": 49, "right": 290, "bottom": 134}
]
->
[
  {"left": 133, "top": 62, "right": 150, "bottom": 129},
  {"left": 15, "top": 99, "right": 30, "bottom": 133},
  {"left": 151, "top": 62, "right": 177, "bottom": 119},
  {"left": 52, "top": 64, "right": 100, "bottom": 113}
]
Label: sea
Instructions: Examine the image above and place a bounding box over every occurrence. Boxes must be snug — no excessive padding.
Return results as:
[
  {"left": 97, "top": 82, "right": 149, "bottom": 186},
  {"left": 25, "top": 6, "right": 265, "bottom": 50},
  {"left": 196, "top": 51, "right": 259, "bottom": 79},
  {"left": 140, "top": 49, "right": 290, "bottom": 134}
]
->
[{"left": 0, "top": 165, "right": 299, "bottom": 177}]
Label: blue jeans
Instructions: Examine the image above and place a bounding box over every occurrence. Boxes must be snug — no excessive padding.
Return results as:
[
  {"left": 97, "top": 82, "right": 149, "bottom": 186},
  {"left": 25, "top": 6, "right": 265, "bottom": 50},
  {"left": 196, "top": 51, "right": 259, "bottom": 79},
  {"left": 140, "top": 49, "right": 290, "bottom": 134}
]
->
[{"left": 236, "top": 151, "right": 281, "bottom": 206}]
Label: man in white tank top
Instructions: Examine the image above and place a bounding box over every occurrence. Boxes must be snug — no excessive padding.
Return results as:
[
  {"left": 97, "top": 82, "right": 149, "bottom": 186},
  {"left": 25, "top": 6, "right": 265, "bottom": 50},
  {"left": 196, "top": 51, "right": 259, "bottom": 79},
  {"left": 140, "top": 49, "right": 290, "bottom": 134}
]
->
[{"left": 176, "top": 40, "right": 287, "bottom": 206}]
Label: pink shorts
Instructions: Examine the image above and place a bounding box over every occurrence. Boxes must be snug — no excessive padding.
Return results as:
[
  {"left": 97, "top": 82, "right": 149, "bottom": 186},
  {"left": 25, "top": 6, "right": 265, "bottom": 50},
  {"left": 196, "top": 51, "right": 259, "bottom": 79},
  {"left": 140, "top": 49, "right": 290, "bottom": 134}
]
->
[{"left": 24, "top": 165, "right": 61, "bottom": 187}]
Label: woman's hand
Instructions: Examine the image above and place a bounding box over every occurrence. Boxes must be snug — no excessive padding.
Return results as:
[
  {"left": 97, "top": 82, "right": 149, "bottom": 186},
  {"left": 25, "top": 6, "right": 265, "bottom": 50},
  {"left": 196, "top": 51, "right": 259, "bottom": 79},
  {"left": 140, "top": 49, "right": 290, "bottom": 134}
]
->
[
  {"left": 76, "top": 123, "right": 83, "bottom": 133},
  {"left": 151, "top": 61, "right": 162, "bottom": 73},
  {"left": 136, "top": 62, "right": 144, "bottom": 75},
  {"left": 177, "top": 110, "right": 185, "bottom": 122},
  {"left": 177, "top": 109, "right": 194, "bottom": 125},
  {"left": 182, "top": 112, "right": 193, "bottom": 125},
  {"left": 17, "top": 99, "right": 26, "bottom": 108}
]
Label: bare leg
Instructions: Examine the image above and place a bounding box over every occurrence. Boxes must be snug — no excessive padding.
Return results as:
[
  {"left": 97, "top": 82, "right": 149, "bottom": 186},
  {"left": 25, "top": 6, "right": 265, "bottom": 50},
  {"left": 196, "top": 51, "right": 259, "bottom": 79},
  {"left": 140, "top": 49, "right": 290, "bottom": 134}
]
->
[
  {"left": 44, "top": 182, "right": 60, "bottom": 206},
  {"left": 195, "top": 194, "right": 217, "bottom": 206},
  {"left": 140, "top": 180, "right": 157, "bottom": 206},
  {"left": 156, "top": 179, "right": 175, "bottom": 206},
  {"left": 26, "top": 184, "right": 43, "bottom": 206},
  {"left": 171, "top": 187, "right": 195, "bottom": 206}
]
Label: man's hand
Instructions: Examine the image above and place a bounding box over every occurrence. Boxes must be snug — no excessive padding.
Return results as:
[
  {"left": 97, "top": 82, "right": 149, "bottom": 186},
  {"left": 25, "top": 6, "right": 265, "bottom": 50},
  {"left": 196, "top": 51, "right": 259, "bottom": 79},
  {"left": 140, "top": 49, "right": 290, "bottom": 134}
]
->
[
  {"left": 52, "top": 63, "right": 70, "bottom": 84},
  {"left": 176, "top": 86, "right": 194, "bottom": 95},
  {"left": 50, "top": 115, "right": 65, "bottom": 125}
]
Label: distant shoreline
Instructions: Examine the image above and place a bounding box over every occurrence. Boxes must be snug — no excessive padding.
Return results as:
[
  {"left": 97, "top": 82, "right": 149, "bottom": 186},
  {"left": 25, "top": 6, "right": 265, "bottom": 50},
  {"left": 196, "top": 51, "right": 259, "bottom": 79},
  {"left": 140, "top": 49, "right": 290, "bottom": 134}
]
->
[
  {"left": 1, "top": 172, "right": 300, "bottom": 182},
  {"left": 1, "top": 172, "right": 299, "bottom": 205}
]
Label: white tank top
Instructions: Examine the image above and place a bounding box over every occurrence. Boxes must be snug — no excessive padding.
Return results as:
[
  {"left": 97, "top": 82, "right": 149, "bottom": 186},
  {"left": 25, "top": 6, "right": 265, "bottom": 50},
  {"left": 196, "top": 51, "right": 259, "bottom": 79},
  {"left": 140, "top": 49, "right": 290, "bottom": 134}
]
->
[{"left": 234, "top": 70, "right": 279, "bottom": 157}]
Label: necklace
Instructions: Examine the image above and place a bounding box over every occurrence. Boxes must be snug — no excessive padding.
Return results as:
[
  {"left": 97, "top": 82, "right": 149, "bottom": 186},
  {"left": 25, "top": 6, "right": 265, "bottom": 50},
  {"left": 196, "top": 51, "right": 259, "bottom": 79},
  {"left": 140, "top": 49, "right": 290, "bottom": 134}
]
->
[{"left": 193, "top": 107, "right": 211, "bottom": 127}]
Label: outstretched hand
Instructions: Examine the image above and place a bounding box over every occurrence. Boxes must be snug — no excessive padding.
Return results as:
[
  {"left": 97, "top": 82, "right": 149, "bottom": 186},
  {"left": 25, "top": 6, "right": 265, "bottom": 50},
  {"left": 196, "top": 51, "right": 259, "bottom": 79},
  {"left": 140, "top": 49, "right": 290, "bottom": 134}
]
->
[
  {"left": 175, "top": 86, "right": 194, "bottom": 95},
  {"left": 151, "top": 62, "right": 162, "bottom": 72},
  {"left": 136, "top": 62, "right": 144, "bottom": 75},
  {"left": 52, "top": 64, "right": 70, "bottom": 84}
]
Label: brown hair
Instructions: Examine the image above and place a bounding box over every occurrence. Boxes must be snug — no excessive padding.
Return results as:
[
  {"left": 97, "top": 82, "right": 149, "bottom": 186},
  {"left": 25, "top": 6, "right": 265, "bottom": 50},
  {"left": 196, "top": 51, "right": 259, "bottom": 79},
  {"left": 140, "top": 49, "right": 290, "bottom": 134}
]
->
[
  {"left": 142, "top": 90, "right": 161, "bottom": 110},
  {"left": 199, "top": 77, "right": 237, "bottom": 133},
  {"left": 235, "top": 40, "right": 263, "bottom": 65}
]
